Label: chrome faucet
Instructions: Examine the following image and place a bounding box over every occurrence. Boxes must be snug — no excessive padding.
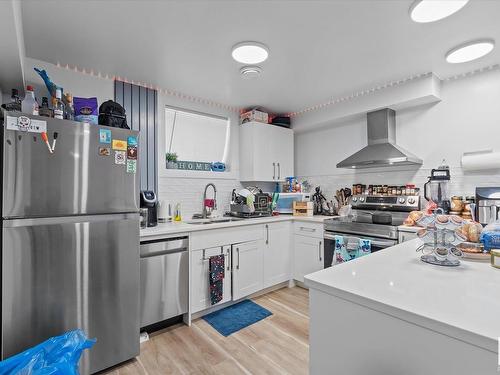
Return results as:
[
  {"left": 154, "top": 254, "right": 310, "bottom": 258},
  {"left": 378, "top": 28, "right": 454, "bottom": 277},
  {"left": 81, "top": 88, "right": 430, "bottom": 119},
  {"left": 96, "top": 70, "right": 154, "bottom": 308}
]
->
[{"left": 202, "top": 183, "right": 217, "bottom": 218}]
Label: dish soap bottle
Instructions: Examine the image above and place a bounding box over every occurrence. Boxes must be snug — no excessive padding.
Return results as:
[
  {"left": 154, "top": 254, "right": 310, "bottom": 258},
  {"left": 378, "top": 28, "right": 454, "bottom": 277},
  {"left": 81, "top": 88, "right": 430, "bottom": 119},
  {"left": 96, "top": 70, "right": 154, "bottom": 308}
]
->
[{"left": 174, "top": 203, "right": 182, "bottom": 222}]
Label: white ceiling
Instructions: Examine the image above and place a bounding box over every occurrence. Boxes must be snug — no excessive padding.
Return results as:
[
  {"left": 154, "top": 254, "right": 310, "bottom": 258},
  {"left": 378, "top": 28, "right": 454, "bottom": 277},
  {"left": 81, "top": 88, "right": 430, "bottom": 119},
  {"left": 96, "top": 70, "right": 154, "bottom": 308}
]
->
[{"left": 20, "top": 0, "right": 500, "bottom": 113}]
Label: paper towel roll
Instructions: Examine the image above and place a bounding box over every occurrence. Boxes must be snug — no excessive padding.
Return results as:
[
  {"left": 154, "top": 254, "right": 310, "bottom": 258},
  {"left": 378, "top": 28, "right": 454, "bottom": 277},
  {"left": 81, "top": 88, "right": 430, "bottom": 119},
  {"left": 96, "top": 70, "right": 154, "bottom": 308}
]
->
[{"left": 461, "top": 151, "right": 500, "bottom": 171}]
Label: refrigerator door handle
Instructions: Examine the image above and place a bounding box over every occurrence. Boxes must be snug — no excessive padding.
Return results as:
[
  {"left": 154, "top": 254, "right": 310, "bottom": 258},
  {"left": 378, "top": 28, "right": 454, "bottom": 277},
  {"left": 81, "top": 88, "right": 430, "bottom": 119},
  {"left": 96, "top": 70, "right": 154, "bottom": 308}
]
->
[{"left": 2, "top": 213, "right": 138, "bottom": 227}]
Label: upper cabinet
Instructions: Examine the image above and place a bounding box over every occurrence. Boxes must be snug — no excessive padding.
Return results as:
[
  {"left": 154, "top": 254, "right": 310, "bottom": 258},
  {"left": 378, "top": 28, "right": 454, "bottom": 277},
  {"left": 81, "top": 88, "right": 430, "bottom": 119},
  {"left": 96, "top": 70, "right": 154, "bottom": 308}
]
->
[{"left": 239, "top": 122, "right": 294, "bottom": 182}]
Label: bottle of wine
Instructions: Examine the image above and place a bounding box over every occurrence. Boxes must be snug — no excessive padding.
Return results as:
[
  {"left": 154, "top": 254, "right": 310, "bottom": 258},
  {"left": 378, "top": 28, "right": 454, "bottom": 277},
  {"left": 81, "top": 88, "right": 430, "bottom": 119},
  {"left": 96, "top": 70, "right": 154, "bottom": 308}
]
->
[{"left": 53, "top": 88, "right": 65, "bottom": 120}]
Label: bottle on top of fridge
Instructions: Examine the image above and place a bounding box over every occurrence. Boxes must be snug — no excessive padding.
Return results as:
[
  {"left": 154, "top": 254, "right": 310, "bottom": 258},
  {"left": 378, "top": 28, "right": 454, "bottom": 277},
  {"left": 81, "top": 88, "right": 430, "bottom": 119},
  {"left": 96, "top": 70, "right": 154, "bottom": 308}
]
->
[
  {"left": 21, "top": 85, "right": 39, "bottom": 115},
  {"left": 53, "top": 88, "right": 65, "bottom": 120},
  {"left": 39, "top": 97, "right": 53, "bottom": 118},
  {"left": 64, "top": 92, "right": 74, "bottom": 120}
]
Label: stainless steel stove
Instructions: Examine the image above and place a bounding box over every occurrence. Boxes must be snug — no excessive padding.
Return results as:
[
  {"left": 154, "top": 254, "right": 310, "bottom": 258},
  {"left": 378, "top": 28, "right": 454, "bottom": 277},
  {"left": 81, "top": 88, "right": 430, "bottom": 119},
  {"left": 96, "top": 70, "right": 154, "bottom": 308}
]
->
[{"left": 323, "top": 194, "right": 420, "bottom": 267}]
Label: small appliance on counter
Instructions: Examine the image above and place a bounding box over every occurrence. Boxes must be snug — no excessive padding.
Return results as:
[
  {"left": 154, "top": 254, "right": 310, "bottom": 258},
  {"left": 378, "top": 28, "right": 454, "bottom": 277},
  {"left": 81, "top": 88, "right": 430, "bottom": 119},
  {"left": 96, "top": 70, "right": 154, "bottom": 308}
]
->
[
  {"left": 230, "top": 187, "right": 272, "bottom": 218},
  {"left": 274, "top": 192, "right": 311, "bottom": 214},
  {"left": 424, "top": 161, "right": 451, "bottom": 213},
  {"left": 140, "top": 190, "right": 158, "bottom": 227},
  {"left": 476, "top": 187, "right": 500, "bottom": 225}
]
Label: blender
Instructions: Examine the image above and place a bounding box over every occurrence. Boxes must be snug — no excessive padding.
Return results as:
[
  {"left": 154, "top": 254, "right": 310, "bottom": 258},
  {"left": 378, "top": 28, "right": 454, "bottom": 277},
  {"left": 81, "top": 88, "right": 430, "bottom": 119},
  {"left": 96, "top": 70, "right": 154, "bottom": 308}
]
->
[{"left": 424, "top": 161, "right": 451, "bottom": 213}]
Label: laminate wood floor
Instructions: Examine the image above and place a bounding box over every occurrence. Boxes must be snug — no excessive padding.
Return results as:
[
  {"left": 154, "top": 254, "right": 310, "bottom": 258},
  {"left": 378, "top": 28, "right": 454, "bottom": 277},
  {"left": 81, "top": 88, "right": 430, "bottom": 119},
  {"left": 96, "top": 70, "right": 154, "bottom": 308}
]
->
[{"left": 102, "top": 286, "right": 309, "bottom": 375}]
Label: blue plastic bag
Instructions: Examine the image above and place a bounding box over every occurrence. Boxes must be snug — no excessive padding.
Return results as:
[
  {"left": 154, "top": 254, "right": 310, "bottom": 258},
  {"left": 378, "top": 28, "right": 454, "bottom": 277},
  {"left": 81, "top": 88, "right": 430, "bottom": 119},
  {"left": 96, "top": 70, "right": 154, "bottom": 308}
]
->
[{"left": 0, "top": 330, "right": 96, "bottom": 375}]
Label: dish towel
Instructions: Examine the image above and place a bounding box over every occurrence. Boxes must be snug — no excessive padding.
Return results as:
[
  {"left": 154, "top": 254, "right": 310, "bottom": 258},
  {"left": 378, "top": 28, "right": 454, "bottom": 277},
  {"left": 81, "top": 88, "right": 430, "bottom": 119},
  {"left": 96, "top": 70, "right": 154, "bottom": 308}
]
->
[
  {"left": 334, "top": 235, "right": 350, "bottom": 265},
  {"left": 209, "top": 254, "right": 225, "bottom": 305},
  {"left": 357, "top": 239, "right": 371, "bottom": 258}
]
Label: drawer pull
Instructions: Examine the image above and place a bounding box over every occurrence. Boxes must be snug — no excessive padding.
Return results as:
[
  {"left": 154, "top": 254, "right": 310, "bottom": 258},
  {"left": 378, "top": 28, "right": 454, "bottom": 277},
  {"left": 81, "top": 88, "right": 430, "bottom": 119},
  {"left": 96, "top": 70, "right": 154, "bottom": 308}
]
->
[{"left": 300, "top": 226, "right": 316, "bottom": 232}]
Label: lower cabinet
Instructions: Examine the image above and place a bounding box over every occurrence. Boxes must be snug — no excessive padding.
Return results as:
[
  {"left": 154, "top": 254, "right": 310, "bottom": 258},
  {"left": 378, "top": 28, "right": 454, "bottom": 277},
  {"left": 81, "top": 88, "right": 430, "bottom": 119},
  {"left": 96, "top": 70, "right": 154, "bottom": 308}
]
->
[
  {"left": 232, "top": 240, "right": 264, "bottom": 300},
  {"left": 191, "top": 245, "right": 232, "bottom": 313},
  {"left": 398, "top": 230, "right": 418, "bottom": 243},
  {"left": 293, "top": 234, "right": 324, "bottom": 283},
  {"left": 263, "top": 222, "right": 291, "bottom": 288}
]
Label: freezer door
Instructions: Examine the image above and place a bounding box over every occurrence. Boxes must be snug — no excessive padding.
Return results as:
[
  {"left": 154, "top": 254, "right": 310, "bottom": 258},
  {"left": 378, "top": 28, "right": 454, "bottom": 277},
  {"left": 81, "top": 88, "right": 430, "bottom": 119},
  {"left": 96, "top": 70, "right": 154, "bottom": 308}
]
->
[
  {"left": 2, "top": 214, "right": 140, "bottom": 374},
  {"left": 2, "top": 113, "right": 140, "bottom": 218}
]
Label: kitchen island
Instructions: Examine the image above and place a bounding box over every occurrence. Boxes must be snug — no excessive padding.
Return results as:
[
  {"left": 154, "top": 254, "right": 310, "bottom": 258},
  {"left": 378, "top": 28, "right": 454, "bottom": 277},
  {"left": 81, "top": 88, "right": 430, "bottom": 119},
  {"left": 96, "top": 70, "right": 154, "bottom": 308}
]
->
[{"left": 305, "top": 239, "right": 500, "bottom": 375}]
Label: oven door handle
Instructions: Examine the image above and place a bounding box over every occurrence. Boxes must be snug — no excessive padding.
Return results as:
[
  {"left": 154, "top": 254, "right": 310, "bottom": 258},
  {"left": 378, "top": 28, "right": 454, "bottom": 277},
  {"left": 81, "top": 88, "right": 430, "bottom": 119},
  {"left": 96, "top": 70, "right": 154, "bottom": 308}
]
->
[{"left": 324, "top": 232, "right": 396, "bottom": 247}]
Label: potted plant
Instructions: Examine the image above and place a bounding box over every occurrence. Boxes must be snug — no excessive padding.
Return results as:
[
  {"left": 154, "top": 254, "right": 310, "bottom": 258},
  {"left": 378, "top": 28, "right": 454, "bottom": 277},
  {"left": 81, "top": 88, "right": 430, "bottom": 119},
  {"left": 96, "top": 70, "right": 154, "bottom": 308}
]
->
[{"left": 166, "top": 152, "right": 178, "bottom": 169}]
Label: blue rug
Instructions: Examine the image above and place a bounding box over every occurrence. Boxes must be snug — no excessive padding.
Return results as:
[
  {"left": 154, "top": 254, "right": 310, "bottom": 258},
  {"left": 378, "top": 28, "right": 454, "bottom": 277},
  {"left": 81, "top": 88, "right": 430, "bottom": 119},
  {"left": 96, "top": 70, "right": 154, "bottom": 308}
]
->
[{"left": 202, "top": 300, "right": 272, "bottom": 336}]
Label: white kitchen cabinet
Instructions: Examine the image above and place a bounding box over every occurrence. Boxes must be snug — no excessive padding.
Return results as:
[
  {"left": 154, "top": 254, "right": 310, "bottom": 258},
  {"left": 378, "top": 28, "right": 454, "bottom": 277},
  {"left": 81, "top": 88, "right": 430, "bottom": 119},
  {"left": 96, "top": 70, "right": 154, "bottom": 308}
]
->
[
  {"left": 191, "top": 245, "right": 232, "bottom": 313},
  {"left": 263, "top": 222, "right": 291, "bottom": 288},
  {"left": 232, "top": 240, "right": 264, "bottom": 300},
  {"left": 398, "top": 230, "right": 418, "bottom": 243},
  {"left": 239, "top": 121, "right": 294, "bottom": 182},
  {"left": 293, "top": 235, "right": 323, "bottom": 283}
]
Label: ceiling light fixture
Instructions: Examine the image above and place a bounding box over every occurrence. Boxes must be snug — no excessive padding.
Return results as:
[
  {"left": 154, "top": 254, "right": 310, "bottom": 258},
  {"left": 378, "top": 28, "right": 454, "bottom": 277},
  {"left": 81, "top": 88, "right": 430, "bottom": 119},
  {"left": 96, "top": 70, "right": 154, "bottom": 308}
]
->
[
  {"left": 240, "top": 66, "right": 262, "bottom": 79},
  {"left": 231, "top": 42, "right": 269, "bottom": 64},
  {"left": 409, "top": 0, "right": 469, "bottom": 23},
  {"left": 446, "top": 39, "right": 495, "bottom": 63}
]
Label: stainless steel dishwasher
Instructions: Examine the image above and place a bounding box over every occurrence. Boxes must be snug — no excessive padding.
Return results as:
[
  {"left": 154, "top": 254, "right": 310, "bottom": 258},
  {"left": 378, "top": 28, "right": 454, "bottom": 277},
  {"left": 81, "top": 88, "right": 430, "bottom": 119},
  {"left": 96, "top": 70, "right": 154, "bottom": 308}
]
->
[{"left": 140, "top": 236, "right": 188, "bottom": 328}]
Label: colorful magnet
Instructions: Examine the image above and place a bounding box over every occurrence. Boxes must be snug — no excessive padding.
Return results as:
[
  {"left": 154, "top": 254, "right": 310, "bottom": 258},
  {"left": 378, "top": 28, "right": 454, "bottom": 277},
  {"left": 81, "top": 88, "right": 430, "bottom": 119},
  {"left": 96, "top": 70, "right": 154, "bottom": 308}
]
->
[
  {"left": 127, "top": 136, "right": 138, "bottom": 147},
  {"left": 99, "top": 129, "right": 111, "bottom": 144},
  {"left": 112, "top": 139, "right": 127, "bottom": 151},
  {"left": 126, "top": 159, "right": 137, "bottom": 174},
  {"left": 127, "top": 146, "right": 137, "bottom": 160},
  {"left": 114, "top": 150, "right": 126, "bottom": 165},
  {"left": 98, "top": 147, "right": 111, "bottom": 156}
]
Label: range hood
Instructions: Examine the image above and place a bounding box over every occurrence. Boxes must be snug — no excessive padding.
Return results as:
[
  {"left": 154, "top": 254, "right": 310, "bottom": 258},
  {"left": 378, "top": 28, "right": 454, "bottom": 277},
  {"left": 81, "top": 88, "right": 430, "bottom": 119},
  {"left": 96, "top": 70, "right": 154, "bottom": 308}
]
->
[{"left": 336, "top": 108, "right": 422, "bottom": 169}]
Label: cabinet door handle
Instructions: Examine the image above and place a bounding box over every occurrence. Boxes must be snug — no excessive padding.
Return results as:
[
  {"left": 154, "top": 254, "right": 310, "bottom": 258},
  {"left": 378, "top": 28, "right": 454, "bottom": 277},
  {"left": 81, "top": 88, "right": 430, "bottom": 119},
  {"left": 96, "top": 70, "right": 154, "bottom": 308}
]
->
[
  {"left": 300, "top": 226, "right": 316, "bottom": 232},
  {"left": 272, "top": 162, "right": 276, "bottom": 180},
  {"left": 236, "top": 248, "right": 240, "bottom": 270},
  {"left": 319, "top": 241, "right": 322, "bottom": 261},
  {"left": 277, "top": 162, "right": 281, "bottom": 180},
  {"left": 265, "top": 224, "right": 269, "bottom": 245},
  {"left": 225, "top": 249, "right": 230, "bottom": 271}
]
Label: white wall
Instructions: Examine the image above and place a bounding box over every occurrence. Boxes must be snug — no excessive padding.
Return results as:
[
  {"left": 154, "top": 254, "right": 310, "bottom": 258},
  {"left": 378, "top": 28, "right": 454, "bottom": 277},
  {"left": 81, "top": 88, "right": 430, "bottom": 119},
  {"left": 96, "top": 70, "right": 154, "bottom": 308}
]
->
[
  {"left": 23, "top": 57, "right": 113, "bottom": 104},
  {"left": 295, "top": 69, "right": 500, "bottom": 201}
]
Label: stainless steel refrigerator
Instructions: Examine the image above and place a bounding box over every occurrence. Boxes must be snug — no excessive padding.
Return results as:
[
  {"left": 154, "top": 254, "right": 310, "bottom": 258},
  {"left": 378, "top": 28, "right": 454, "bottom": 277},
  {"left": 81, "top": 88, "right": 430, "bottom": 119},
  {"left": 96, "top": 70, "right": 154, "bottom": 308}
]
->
[{"left": 1, "top": 110, "right": 140, "bottom": 374}]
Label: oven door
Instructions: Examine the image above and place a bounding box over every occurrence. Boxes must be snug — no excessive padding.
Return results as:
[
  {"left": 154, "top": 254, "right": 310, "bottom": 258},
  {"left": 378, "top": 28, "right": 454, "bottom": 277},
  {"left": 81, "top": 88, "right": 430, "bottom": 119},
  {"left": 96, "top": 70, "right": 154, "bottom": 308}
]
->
[{"left": 323, "top": 231, "right": 398, "bottom": 268}]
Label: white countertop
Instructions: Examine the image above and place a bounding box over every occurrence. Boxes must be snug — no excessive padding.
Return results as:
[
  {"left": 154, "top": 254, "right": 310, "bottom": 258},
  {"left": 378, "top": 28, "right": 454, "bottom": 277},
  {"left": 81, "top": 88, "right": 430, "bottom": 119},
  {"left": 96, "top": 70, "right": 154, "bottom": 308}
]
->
[
  {"left": 305, "top": 239, "right": 500, "bottom": 353},
  {"left": 140, "top": 215, "right": 335, "bottom": 239}
]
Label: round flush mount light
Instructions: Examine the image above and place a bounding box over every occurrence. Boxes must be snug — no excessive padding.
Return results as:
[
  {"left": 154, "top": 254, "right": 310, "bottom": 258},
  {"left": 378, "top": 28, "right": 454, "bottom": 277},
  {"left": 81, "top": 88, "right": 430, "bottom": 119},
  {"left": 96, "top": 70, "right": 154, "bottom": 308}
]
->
[
  {"left": 240, "top": 66, "right": 262, "bottom": 79},
  {"left": 231, "top": 42, "right": 269, "bottom": 64},
  {"left": 446, "top": 39, "right": 495, "bottom": 63},
  {"left": 409, "top": 0, "right": 469, "bottom": 23}
]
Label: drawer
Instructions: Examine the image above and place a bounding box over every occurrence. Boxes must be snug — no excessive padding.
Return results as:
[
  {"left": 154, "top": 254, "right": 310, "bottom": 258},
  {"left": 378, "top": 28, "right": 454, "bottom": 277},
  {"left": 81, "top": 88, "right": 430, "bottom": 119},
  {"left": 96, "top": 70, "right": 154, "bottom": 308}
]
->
[
  {"left": 190, "top": 224, "right": 264, "bottom": 250},
  {"left": 294, "top": 222, "right": 323, "bottom": 238}
]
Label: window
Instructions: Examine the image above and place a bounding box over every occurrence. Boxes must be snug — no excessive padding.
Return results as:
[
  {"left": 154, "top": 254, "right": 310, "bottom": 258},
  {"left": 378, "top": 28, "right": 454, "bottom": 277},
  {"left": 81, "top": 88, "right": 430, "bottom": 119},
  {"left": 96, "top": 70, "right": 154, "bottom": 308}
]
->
[{"left": 165, "top": 107, "right": 230, "bottom": 170}]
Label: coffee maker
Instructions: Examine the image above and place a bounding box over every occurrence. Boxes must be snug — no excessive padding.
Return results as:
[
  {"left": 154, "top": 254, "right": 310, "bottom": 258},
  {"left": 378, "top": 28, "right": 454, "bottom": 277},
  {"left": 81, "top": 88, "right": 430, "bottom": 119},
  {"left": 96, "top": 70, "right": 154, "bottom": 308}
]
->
[
  {"left": 424, "top": 163, "right": 451, "bottom": 214},
  {"left": 140, "top": 190, "right": 158, "bottom": 227},
  {"left": 476, "top": 187, "right": 500, "bottom": 225}
]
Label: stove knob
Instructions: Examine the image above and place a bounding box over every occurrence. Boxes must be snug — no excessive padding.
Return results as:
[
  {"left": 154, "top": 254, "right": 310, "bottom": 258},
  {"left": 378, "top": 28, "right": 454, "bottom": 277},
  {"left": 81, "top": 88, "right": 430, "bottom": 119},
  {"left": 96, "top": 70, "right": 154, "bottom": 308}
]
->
[
  {"left": 352, "top": 197, "right": 357, "bottom": 202},
  {"left": 398, "top": 197, "right": 406, "bottom": 204},
  {"left": 408, "top": 197, "right": 415, "bottom": 204},
  {"left": 359, "top": 197, "right": 365, "bottom": 202}
]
